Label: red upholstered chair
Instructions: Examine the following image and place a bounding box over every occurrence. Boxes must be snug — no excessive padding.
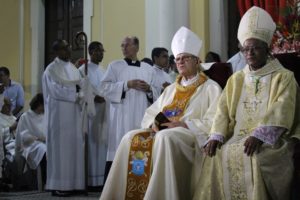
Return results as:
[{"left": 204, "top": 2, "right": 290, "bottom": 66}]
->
[
  {"left": 203, "top": 62, "right": 233, "bottom": 89},
  {"left": 274, "top": 53, "right": 300, "bottom": 85},
  {"left": 274, "top": 52, "right": 300, "bottom": 199}
]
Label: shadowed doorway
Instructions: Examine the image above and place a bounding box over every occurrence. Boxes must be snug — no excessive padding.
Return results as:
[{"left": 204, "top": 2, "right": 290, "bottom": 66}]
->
[{"left": 44, "top": 0, "right": 83, "bottom": 66}]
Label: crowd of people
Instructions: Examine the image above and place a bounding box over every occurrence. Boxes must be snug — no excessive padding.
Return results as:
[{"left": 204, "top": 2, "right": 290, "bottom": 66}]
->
[{"left": 0, "top": 6, "right": 299, "bottom": 200}]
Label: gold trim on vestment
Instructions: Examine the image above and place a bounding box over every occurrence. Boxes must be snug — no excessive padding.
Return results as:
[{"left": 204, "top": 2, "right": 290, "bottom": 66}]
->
[
  {"left": 162, "top": 72, "right": 207, "bottom": 121},
  {"left": 125, "top": 131, "right": 155, "bottom": 200}
]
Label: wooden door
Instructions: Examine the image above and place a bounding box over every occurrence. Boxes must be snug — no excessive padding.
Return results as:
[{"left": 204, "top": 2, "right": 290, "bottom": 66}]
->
[
  {"left": 45, "top": 0, "right": 83, "bottom": 66},
  {"left": 227, "top": 0, "right": 241, "bottom": 58}
]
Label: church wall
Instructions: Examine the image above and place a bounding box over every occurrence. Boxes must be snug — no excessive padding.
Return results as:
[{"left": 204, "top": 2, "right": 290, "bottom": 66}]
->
[
  {"left": 0, "top": 0, "right": 212, "bottom": 103},
  {"left": 89, "top": 0, "right": 210, "bottom": 66},
  {"left": 91, "top": 0, "right": 101, "bottom": 43},
  {"left": 0, "top": 0, "right": 20, "bottom": 82},
  {"left": 91, "top": 0, "right": 146, "bottom": 68},
  {"left": 23, "top": 0, "right": 33, "bottom": 104},
  {"left": 189, "top": 0, "right": 210, "bottom": 60},
  {"left": 0, "top": 0, "right": 37, "bottom": 110}
]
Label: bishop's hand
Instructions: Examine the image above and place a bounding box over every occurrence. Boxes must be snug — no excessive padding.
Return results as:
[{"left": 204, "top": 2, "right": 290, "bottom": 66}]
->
[
  {"left": 203, "top": 140, "right": 221, "bottom": 157},
  {"left": 244, "top": 136, "right": 263, "bottom": 156}
]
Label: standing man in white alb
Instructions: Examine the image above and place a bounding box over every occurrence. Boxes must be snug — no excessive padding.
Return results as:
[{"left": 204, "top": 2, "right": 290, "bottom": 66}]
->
[
  {"left": 151, "top": 47, "right": 172, "bottom": 93},
  {"left": 100, "top": 36, "right": 159, "bottom": 179},
  {"left": 42, "top": 39, "right": 84, "bottom": 197},
  {"left": 79, "top": 41, "right": 108, "bottom": 188}
]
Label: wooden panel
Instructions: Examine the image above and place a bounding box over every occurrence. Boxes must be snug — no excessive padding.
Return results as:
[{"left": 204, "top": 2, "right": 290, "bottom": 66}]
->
[
  {"left": 45, "top": 0, "right": 83, "bottom": 66},
  {"left": 69, "top": 0, "right": 84, "bottom": 64}
]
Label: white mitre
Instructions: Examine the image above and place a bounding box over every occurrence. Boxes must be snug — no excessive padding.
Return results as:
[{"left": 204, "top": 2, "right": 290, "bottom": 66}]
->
[
  {"left": 171, "top": 26, "right": 202, "bottom": 57},
  {"left": 238, "top": 6, "right": 276, "bottom": 46}
]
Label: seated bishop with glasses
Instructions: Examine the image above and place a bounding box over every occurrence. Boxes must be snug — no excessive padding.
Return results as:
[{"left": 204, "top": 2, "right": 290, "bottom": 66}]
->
[{"left": 100, "top": 26, "right": 222, "bottom": 200}]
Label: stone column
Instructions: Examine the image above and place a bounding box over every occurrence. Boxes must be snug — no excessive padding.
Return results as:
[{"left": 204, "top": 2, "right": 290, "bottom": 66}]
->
[{"left": 145, "top": 0, "right": 189, "bottom": 57}]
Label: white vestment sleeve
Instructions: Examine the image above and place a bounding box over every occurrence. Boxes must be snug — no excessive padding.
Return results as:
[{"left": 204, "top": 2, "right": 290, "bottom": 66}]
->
[
  {"left": 43, "top": 73, "right": 77, "bottom": 102},
  {"left": 181, "top": 80, "right": 222, "bottom": 135},
  {"left": 149, "top": 69, "right": 161, "bottom": 102},
  {"left": 1, "top": 127, "right": 11, "bottom": 143},
  {"left": 141, "top": 87, "right": 173, "bottom": 129},
  {"left": 99, "top": 64, "right": 125, "bottom": 103}
]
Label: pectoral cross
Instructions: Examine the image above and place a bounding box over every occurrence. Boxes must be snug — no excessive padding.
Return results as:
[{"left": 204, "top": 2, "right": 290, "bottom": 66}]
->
[{"left": 243, "top": 97, "right": 262, "bottom": 111}]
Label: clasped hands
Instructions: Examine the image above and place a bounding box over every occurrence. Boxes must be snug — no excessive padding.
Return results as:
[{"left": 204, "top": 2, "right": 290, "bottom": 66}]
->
[
  {"left": 127, "top": 79, "right": 151, "bottom": 92},
  {"left": 203, "top": 136, "right": 263, "bottom": 157}
]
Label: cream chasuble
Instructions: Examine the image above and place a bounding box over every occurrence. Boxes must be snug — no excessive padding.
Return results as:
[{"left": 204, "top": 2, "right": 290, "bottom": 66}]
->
[
  {"left": 100, "top": 73, "right": 222, "bottom": 200},
  {"left": 194, "top": 59, "right": 300, "bottom": 200}
]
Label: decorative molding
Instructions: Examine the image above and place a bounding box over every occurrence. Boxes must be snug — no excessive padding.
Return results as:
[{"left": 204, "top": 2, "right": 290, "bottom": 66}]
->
[
  {"left": 30, "top": 0, "right": 45, "bottom": 94},
  {"left": 83, "top": 0, "right": 93, "bottom": 44},
  {"left": 19, "top": 0, "right": 24, "bottom": 84},
  {"left": 145, "top": 0, "right": 188, "bottom": 57}
]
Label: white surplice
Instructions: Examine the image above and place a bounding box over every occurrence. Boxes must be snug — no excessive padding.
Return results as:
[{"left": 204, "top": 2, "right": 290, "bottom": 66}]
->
[
  {"left": 0, "top": 113, "right": 16, "bottom": 178},
  {"left": 100, "top": 77, "right": 222, "bottom": 200},
  {"left": 227, "top": 51, "right": 247, "bottom": 72},
  {"left": 42, "top": 57, "right": 85, "bottom": 191},
  {"left": 152, "top": 64, "right": 172, "bottom": 93},
  {"left": 79, "top": 62, "right": 108, "bottom": 186},
  {"left": 100, "top": 60, "right": 159, "bottom": 161},
  {"left": 15, "top": 109, "right": 46, "bottom": 170}
]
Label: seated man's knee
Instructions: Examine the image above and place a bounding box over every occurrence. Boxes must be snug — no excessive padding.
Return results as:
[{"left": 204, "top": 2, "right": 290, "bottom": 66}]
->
[{"left": 155, "top": 129, "right": 176, "bottom": 143}]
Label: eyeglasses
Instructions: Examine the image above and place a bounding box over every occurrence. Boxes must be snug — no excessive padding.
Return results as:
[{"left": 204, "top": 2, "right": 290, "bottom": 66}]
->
[
  {"left": 240, "top": 46, "right": 265, "bottom": 54},
  {"left": 174, "top": 55, "right": 195, "bottom": 63}
]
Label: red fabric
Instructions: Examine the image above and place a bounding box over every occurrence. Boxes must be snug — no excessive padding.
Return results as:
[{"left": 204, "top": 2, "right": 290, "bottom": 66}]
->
[
  {"left": 78, "top": 58, "right": 88, "bottom": 65},
  {"left": 253, "top": 0, "right": 260, "bottom": 6},
  {"left": 245, "top": 0, "right": 253, "bottom": 11},
  {"left": 237, "top": 0, "right": 247, "bottom": 17},
  {"left": 279, "top": 0, "right": 287, "bottom": 8},
  {"left": 236, "top": 0, "right": 284, "bottom": 23},
  {"left": 260, "top": 0, "right": 265, "bottom": 8},
  {"left": 265, "top": 0, "right": 279, "bottom": 21},
  {"left": 278, "top": 0, "right": 287, "bottom": 23}
]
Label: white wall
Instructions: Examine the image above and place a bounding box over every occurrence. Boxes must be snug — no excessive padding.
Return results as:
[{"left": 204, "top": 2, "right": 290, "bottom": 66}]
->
[{"left": 145, "top": 0, "right": 189, "bottom": 57}]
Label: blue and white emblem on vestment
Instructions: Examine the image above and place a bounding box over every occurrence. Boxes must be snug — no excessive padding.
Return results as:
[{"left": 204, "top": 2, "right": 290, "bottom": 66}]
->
[{"left": 132, "top": 159, "right": 145, "bottom": 176}]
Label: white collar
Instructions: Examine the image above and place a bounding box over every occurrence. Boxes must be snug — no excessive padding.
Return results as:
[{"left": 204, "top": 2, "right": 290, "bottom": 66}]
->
[
  {"left": 180, "top": 73, "right": 199, "bottom": 86},
  {"left": 153, "top": 64, "right": 163, "bottom": 70}
]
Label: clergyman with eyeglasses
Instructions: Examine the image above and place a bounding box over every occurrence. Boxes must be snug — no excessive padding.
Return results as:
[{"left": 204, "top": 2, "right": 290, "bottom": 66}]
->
[
  {"left": 100, "top": 27, "right": 222, "bottom": 200},
  {"left": 195, "top": 6, "right": 300, "bottom": 200}
]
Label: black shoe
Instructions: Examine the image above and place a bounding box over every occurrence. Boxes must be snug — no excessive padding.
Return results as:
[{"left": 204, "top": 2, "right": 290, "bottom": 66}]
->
[
  {"left": 51, "top": 190, "right": 72, "bottom": 197},
  {"left": 0, "top": 182, "right": 10, "bottom": 192},
  {"left": 72, "top": 190, "right": 88, "bottom": 196},
  {"left": 88, "top": 185, "right": 103, "bottom": 192}
]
